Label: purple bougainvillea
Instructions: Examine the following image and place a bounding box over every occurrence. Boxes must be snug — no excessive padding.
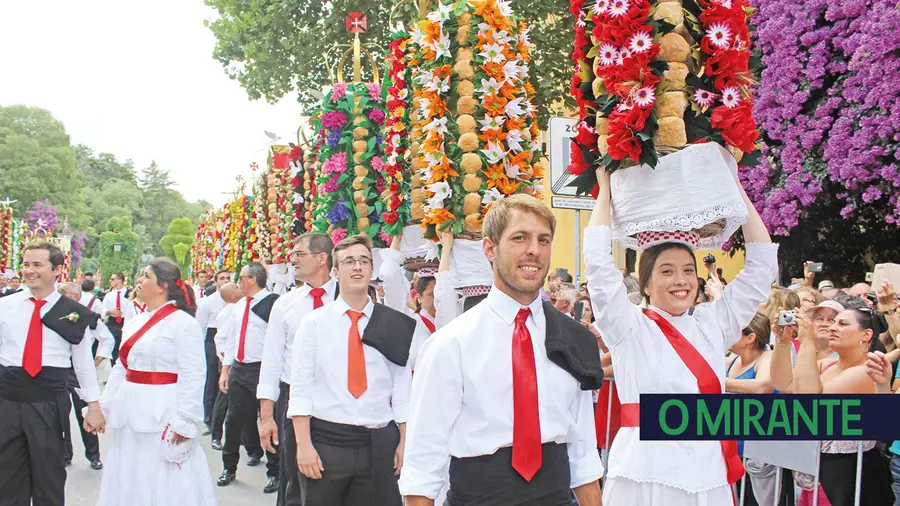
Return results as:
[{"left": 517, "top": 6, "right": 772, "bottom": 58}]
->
[
  {"left": 25, "top": 200, "right": 59, "bottom": 233},
  {"left": 747, "top": 0, "right": 900, "bottom": 233}
]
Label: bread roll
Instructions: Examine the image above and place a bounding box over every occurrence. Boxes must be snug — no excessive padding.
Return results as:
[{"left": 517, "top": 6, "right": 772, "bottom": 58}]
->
[
  {"left": 659, "top": 33, "right": 690, "bottom": 63},
  {"left": 463, "top": 174, "right": 482, "bottom": 192},
  {"left": 455, "top": 60, "right": 474, "bottom": 80},
  {"left": 664, "top": 62, "right": 689, "bottom": 91},
  {"left": 463, "top": 193, "right": 482, "bottom": 215},
  {"left": 655, "top": 91, "right": 688, "bottom": 118},
  {"left": 653, "top": 2, "right": 684, "bottom": 27},
  {"left": 461, "top": 153, "right": 482, "bottom": 174},
  {"left": 411, "top": 188, "right": 424, "bottom": 203},
  {"left": 458, "top": 132, "right": 479, "bottom": 152},
  {"left": 458, "top": 96, "right": 478, "bottom": 115},
  {"left": 354, "top": 190, "right": 367, "bottom": 204},
  {"left": 353, "top": 140, "right": 368, "bottom": 153},
  {"left": 597, "top": 135, "right": 609, "bottom": 156},
  {"left": 653, "top": 117, "right": 687, "bottom": 146},
  {"left": 358, "top": 217, "right": 370, "bottom": 230},
  {"left": 352, "top": 177, "right": 366, "bottom": 191},
  {"left": 458, "top": 114, "right": 477, "bottom": 134},
  {"left": 596, "top": 117, "right": 610, "bottom": 136},
  {"left": 353, "top": 127, "right": 368, "bottom": 140},
  {"left": 464, "top": 214, "right": 482, "bottom": 233},
  {"left": 354, "top": 165, "right": 368, "bottom": 178},
  {"left": 457, "top": 80, "right": 475, "bottom": 97},
  {"left": 410, "top": 202, "right": 425, "bottom": 221},
  {"left": 728, "top": 145, "right": 744, "bottom": 163}
]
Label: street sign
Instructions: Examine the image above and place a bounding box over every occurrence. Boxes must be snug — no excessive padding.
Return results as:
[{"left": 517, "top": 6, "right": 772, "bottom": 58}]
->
[
  {"left": 548, "top": 116, "right": 593, "bottom": 201},
  {"left": 551, "top": 196, "right": 595, "bottom": 211}
]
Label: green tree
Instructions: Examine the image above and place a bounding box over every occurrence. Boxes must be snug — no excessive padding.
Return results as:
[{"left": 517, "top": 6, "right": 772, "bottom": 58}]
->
[
  {"left": 0, "top": 105, "right": 89, "bottom": 230},
  {"left": 159, "top": 218, "right": 195, "bottom": 274},
  {"left": 74, "top": 144, "right": 137, "bottom": 184},
  {"left": 99, "top": 216, "right": 140, "bottom": 287},
  {"left": 204, "top": 0, "right": 571, "bottom": 127}
]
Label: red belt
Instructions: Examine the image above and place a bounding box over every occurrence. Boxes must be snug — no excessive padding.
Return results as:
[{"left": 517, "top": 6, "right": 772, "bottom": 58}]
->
[
  {"left": 620, "top": 403, "right": 640, "bottom": 427},
  {"left": 126, "top": 369, "right": 178, "bottom": 385}
]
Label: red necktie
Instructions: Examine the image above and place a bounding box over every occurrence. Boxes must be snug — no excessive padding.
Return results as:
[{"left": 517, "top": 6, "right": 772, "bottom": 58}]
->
[
  {"left": 512, "top": 308, "right": 541, "bottom": 481},
  {"left": 237, "top": 297, "right": 251, "bottom": 362},
  {"left": 115, "top": 291, "right": 123, "bottom": 324},
  {"left": 309, "top": 287, "right": 326, "bottom": 309},
  {"left": 23, "top": 298, "right": 48, "bottom": 377},
  {"left": 418, "top": 312, "right": 436, "bottom": 333},
  {"left": 347, "top": 310, "right": 367, "bottom": 398}
]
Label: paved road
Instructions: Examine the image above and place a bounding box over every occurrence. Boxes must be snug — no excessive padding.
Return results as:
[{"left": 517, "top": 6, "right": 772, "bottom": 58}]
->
[{"left": 64, "top": 410, "right": 277, "bottom": 506}]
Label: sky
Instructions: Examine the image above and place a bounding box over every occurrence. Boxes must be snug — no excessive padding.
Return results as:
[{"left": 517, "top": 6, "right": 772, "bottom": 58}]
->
[{"left": 0, "top": 1, "right": 307, "bottom": 207}]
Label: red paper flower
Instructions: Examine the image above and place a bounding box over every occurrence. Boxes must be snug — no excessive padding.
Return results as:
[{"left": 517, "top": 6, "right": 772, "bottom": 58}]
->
[
  {"left": 567, "top": 140, "right": 590, "bottom": 175},
  {"left": 384, "top": 211, "right": 399, "bottom": 224},
  {"left": 710, "top": 102, "right": 759, "bottom": 153},
  {"left": 607, "top": 122, "right": 642, "bottom": 161}
]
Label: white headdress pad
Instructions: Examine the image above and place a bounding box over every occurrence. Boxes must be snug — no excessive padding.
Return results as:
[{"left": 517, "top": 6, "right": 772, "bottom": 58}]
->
[
  {"left": 399, "top": 224, "right": 439, "bottom": 262},
  {"left": 610, "top": 143, "right": 748, "bottom": 250},
  {"left": 450, "top": 239, "right": 493, "bottom": 289}
]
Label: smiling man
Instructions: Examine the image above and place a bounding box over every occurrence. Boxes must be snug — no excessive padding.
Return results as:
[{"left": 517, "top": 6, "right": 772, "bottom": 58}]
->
[
  {"left": 400, "top": 195, "right": 605, "bottom": 506},
  {"left": 0, "top": 242, "right": 105, "bottom": 505},
  {"left": 289, "top": 234, "right": 419, "bottom": 506}
]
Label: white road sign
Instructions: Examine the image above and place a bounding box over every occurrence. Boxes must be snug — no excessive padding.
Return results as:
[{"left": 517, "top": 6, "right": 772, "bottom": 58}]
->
[{"left": 551, "top": 196, "right": 595, "bottom": 211}]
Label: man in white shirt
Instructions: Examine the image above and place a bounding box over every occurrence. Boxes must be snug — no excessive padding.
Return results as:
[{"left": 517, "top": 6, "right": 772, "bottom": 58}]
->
[
  {"left": 400, "top": 195, "right": 604, "bottom": 506},
  {"left": 78, "top": 279, "right": 102, "bottom": 313},
  {"left": 258, "top": 232, "right": 337, "bottom": 503},
  {"left": 289, "top": 234, "right": 418, "bottom": 506},
  {"left": 58, "top": 282, "right": 107, "bottom": 471},
  {"left": 0, "top": 242, "right": 105, "bottom": 505},
  {"left": 99, "top": 272, "right": 133, "bottom": 364},
  {"left": 217, "top": 262, "right": 280, "bottom": 491},
  {"left": 196, "top": 269, "right": 233, "bottom": 434},
  {"left": 194, "top": 269, "right": 211, "bottom": 301}
]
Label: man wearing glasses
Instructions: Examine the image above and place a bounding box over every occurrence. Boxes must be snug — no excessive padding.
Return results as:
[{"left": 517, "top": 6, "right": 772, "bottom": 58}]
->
[
  {"left": 258, "top": 233, "right": 337, "bottom": 503},
  {"left": 289, "top": 234, "right": 420, "bottom": 506},
  {"left": 217, "top": 262, "right": 280, "bottom": 491}
]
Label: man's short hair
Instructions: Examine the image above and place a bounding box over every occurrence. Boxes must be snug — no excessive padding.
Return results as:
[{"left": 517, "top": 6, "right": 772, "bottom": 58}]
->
[
  {"left": 333, "top": 234, "right": 373, "bottom": 264},
  {"left": 483, "top": 194, "right": 556, "bottom": 246},
  {"left": 214, "top": 270, "right": 231, "bottom": 281},
  {"left": 298, "top": 232, "right": 335, "bottom": 270},
  {"left": 244, "top": 262, "right": 267, "bottom": 289},
  {"left": 23, "top": 242, "right": 66, "bottom": 269},
  {"left": 84, "top": 272, "right": 94, "bottom": 277},
  {"left": 82, "top": 279, "right": 96, "bottom": 293}
]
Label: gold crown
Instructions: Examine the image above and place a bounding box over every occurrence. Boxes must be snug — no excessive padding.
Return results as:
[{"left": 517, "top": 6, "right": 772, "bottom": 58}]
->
[{"left": 324, "top": 24, "right": 384, "bottom": 84}]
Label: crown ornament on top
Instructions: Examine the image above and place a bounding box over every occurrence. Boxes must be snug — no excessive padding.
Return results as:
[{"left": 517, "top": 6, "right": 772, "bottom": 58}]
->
[{"left": 324, "top": 12, "right": 385, "bottom": 84}]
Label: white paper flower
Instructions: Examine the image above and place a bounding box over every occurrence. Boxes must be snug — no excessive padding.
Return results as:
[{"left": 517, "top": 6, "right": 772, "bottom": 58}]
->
[
  {"left": 418, "top": 97, "right": 432, "bottom": 117},
  {"left": 721, "top": 86, "right": 741, "bottom": 108},
  {"left": 497, "top": 0, "right": 513, "bottom": 17},
  {"left": 598, "top": 44, "right": 618, "bottom": 66},
  {"left": 397, "top": 88, "right": 409, "bottom": 100},
  {"left": 479, "top": 115, "right": 507, "bottom": 132},
  {"left": 592, "top": 0, "right": 609, "bottom": 15},
  {"left": 505, "top": 98, "right": 526, "bottom": 118},
  {"left": 436, "top": 34, "right": 452, "bottom": 59},
  {"left": 426, "top": 3, "right": 453, "bottom": 23},
  {"left": 616, "top": 47, "right": 632, "bottom": 65},
  {"left": 609, "top": 0, "right": 630, "bottom": 17},
  {"left": 478, "top": 22, "right": 491, "bottom": 36},
  {"left": 506, "top": 129, "right": 525, "bottom": 152},
  {"left": 481, "top": 142, "right": 506, "bottom": 164},
  {"left": 504, "top": 160, "right": 521, "bottom": 178},
  {"left": 482, "top": 188, "right": 505, "bottom": 205},
  {"left": 479, "top": 43, "right": 507, "bottom": 64},
  {"left": 503, "top": 60, "right": 527, "bottom": 82},
  {"left": 575, "top": 11, "right": 587, "bottom": 28},
  {"left": 632, "top": 86, "right": 656, "bottom": 107},
  {"left": 494, "top": 30, "right": 515, "bottom": 46},
  {"left": 476, "top": 77, "right": 503, "bottom": 95},
  {"left": 692, "top": 89, "right": 718, "bottom": 108},
  {"left": 706, "top": 23, "right": 732, "bottom": 49},
  {"left": 424, "top": 117, "right": 448, "bottom": 136},
  {"left": 629, "top": 32, "right": 653, "bottom": 54},
  {"left": 519, "top": 28, "right": 532, "bottom": 48},
  {"left": 425, "top": 76, "right": 450, "bottom": 94},
  {"left": 427, "top": 181, "right": 452, "bottom": 200},
  {"left": 423, "top": 151, "right": 445, "bottom": 169}
]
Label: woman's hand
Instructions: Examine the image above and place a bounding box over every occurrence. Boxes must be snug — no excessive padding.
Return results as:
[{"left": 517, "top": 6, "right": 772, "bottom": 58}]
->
[
  {"left": 171, "top": 432, "right": 189, "bottom": 444},
  {"left": 865, "top": 351, "right": 893, "bottom": 392},
  {"left": 877, "top": 280, "right": 897, "bottom": 311},
  {"left": 706, "top": 272, "right": 725, "bottom": 301},
  {"left": 795, "top": 310, "right": 815, "bottom": 344},
  {"left": 440, "top": 228, "right": 454, "bottom": 251}
]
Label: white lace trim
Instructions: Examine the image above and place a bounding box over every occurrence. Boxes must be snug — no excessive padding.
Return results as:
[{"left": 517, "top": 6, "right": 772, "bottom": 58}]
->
[
  {"left": 612, "top": 199, "right": 748, "bottom": 250},
  {"left": 605, "top": 472, "right": 730, "bottom": 494}
]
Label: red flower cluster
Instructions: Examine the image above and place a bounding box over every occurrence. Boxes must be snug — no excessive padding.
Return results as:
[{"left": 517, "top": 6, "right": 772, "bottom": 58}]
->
[
  {"left": 382, "top": 32, "right": 412, "bottom": 235},
  {"left": 697, "top": 0, "right": 758, "bottom": 153}
]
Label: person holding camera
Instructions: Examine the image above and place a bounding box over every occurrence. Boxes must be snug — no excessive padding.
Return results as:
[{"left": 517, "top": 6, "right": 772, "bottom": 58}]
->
[{"left": 769, "top": 303, "right": 894, "bottom": 505}]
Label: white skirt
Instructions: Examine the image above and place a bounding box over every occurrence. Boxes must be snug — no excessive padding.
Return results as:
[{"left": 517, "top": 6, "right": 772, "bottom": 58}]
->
[
  {"left": 97, "top": 426, "right": 217, "bottom": 506},
  {"left": 603, "top": 477, "right": 735, "bottom": 506}
]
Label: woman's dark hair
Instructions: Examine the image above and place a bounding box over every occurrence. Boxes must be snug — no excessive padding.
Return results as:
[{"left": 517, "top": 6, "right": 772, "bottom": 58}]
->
[
  {"left": 414, "top": 277, "right": 436, "bottom": 312},
  {"left": 637, "top": 242, "right": 698, "bottom": 304},
  {"left": 463, "top": 293, "right": 487, "bottom": 312},
  {"left": 742, "top": 312, "right": 771, "bottom": 351},
  {"left": 848, "top": 307, "right": 888, "bottom": 352},
  {"left": 149, "top": 258, "right": 196, "bottom": 316}
]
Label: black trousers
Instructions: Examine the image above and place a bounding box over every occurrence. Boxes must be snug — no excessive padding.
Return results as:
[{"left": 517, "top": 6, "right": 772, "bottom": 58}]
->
[
  {"left": 203, "top": 335, "right": 219, "bottom": 426},
  {"left": 223, "top": 362, "right": 276, "bottom": 476},
  {"left": 63, "top": 387, "right": 99, "bottom": 462},
  {"left": 106, "top": 320, "right": 123, "bottom": 365},
  {"left": 277, "top": 382, "right": 303, "bottom": 506},
  {"left": 446, "top": 443, "right": 571, "bottom": 506},
  {"left": 0, "top": 397, "right": 69, "bottom": 506}
]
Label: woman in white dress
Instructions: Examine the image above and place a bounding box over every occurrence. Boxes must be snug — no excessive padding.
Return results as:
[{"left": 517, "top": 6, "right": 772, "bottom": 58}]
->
[
  {"left": 583, "top": 168, "right": 778, "bottom": 505},
  {"left": 97, "top": 258, "right": 216, "bottom": 506}
]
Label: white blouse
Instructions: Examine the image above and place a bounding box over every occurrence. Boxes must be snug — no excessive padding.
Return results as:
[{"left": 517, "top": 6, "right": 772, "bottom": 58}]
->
[
  {"left": 583, "top": 225, "right": 778, "bottom": 493},
  {"left": 99, "top": 302, "right": 206, "bottom": 439}
]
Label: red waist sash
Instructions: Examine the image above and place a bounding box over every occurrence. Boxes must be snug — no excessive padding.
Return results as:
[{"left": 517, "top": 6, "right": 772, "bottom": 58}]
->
[{"left": 126, "top": 369, "right": 178, "bottom": 385}]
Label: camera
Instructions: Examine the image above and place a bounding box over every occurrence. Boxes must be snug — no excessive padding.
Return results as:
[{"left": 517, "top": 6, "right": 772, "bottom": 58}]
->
[
  {"left": 703, "top": 254, "right": 716, "bottom": 265},
  {"left": 778, "top": 310, "right": 797, "bottom": 326},
  {"left": 808, "top": 262, "right": 823, "bottom": 273}
]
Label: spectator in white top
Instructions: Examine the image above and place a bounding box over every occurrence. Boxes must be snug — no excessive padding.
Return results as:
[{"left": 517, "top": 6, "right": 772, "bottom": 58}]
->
[{"left": 194, "top": 269, "right": 232, "bottom": 435}]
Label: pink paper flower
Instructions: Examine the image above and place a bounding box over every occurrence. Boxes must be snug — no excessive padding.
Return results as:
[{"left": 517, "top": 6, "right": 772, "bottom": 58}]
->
[
  {"left": 331, "top": 227, "right": 348, "bottom": 244},
  {"left": 378, "top": 230, "right": 392, "bottom": 245},
  {"left": 369, "top": 108, "right": 386, "bottom": 125},
  {"left": 367, "top": 83, "right": 381, "bottom": 101},
  {"left": 322, "top": 152, "right": 348, "bottom": 175},
  {"left": 370, "top": 156, "right": 386, "bottom": 172},
  {"left": 332, "top": 83, "right": 348, "bottom": 103}
]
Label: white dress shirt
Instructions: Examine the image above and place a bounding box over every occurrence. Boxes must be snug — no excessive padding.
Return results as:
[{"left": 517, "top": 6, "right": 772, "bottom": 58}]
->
[
  {"left": 434, "top": 271, "right": 461, "bottom": 329},
  {"left": 98, "top": 302, "right": 206, "bottom": 438},
  {"left": 398, "top": 287, "right": 604, "bottom": 500},
  {"left": 582, "top": 225, "right": 778, "bottom": 493},
  {"left": 195, "top": 291, "right": 226, "bottom": 331},
  {"left": 379, "top": 249, "right": 413, "bottom": 315},
  {"left": 100, "top": 288, "right": 135, "bottom": 321},
  {"left": 215, "top": 303, "right": 235, "bottom": 359},
  {"left": 0, "top": 291, "right": 102, "bottom": 402},
  {"left": 257, "top": 278, "right": 338, "bottom": 402},
  {"left": 222, "top": 289, "right": 273, "bottom": 366},
  {"left": 79, "top": 292, "right": 103, "bottom": 314},
  {"left": 287, "top": 296, "right": 412, "bottom": 428},
  {"left": 90, "top": 320, "right": 116, "bottom": 360}
]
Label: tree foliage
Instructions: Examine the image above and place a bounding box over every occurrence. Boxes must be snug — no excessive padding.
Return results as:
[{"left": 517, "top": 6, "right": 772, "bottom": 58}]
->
[
  {"left": 204, "top": 0, "right": 572, "bottom": 127},
  {"left": 99, "top": 216, "right": 140, "bottom": 286},
  {"left": 160, "top": 218, "right": 195, "bottom": 273}
]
